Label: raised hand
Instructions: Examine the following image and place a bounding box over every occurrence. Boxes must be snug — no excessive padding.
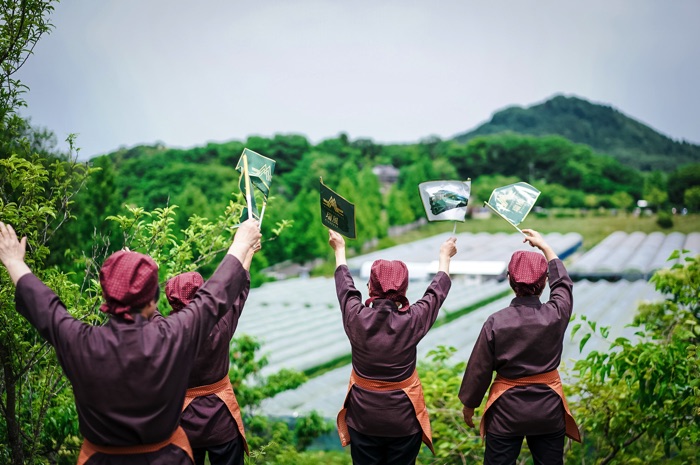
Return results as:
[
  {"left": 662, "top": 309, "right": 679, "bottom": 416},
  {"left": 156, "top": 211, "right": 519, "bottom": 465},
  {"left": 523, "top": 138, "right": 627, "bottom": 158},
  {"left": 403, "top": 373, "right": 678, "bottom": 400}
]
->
[
  {"left": 229, "top": 219, "right": 262, "bottom": 264},
  {"left": 521, "top": 229, "right": 545, "bottom": 249},
  {"left": 440, "top": 236, "right": 457, "bottom": 258},
  {"left": 438, "top": 236, "right": 457, "bottom": 275},
  {"left": 0, "top": 222, "right": 31, "bottom": 284},
  {"left": 521, "top": 229, "right": 558, "bottom": 262},
  {"left": 328, "top": 229, "right": 346, "bottom": 251}
]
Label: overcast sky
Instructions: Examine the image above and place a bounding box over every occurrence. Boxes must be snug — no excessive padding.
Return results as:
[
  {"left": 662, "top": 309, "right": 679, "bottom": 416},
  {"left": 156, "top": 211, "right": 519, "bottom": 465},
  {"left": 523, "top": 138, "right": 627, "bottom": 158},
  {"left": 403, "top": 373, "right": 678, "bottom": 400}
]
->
[{"left": 16, "top": 0, "right": 700, "bottom": 160}]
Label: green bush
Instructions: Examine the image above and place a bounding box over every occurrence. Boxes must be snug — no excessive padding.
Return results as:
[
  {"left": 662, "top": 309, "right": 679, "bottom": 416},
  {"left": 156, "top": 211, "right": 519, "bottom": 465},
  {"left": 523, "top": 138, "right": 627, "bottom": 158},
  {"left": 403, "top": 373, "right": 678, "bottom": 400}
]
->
[{"left": 656, "top": 211, "right": 674, "bottom": 229}]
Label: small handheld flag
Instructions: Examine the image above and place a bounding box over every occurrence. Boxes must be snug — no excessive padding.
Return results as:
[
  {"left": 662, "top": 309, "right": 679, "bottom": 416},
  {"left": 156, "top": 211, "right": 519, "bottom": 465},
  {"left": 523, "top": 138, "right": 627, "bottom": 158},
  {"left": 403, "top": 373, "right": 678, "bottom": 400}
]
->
[
  {"left": 484, "top": 182, "right": 540, "bottom": 235},
  {"left": 235, "top": 148, "right": 276, "bottom": 224},
  {"left": 419, "top": 180, "right": 471, "bottom": 222},
  {"left": 320, "top": 178, "right": 356, "bottom": 239}
]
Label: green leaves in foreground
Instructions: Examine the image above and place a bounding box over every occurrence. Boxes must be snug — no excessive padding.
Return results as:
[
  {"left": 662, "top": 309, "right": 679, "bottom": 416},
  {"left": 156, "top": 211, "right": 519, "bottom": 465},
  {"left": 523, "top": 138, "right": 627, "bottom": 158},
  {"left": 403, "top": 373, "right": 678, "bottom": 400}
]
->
[{"left": 569, "top": 253, "right": 700, "bottom": 463}]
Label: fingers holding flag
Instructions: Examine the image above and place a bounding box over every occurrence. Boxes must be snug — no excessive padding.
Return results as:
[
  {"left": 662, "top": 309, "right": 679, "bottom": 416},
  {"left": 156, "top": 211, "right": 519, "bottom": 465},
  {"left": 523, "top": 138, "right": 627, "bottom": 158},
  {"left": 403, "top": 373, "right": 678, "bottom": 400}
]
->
[{"left": 328, "top": 229, "right": 346, "bottom": 251}]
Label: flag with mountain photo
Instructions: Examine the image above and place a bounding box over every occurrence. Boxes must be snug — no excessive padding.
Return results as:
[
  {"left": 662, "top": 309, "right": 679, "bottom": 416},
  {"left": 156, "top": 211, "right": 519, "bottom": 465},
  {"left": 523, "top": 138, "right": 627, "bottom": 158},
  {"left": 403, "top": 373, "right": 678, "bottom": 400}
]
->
[{"left": 418, "top": 180, "right": 471, "bottom": 222}]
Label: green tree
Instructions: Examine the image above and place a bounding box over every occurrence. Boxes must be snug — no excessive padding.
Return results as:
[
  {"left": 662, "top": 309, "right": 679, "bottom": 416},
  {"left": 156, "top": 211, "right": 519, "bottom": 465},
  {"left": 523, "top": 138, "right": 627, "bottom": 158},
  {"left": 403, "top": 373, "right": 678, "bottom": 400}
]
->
[
  {"left": 667, "top": 163, "right": 700, "bottom": 206},
  {"left": 284, "top": 188, "right": 326, "bottom": 263},
  {"left": 47, "top": 154, "right": 123, "bottom": 273},
  {"left": 0, "top": 153, "right": 93, "bottom": 465},
  {"left": 683, "top": 186, "right": 700, "bottom": 212},
  {"left": 608, "top": 191, "right": 635, "bottom": 211},
  {"left": 643, "top": 171, "right": 668, "bottom": 212},
  {"left": 0, "top": 0, "right": 57, "bottom": 127},
  {"left": 385, "top": 184, "right": 416, "bottom": 225}
]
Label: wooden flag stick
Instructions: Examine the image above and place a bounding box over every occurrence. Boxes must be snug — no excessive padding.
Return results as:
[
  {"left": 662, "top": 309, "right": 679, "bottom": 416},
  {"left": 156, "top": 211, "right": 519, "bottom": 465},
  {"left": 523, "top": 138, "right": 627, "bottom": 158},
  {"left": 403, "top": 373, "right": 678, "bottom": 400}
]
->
[
  {"left": 243, "top": 153, "right": 253, "bottom": 221},
  {"left": 484, "top": 202, "right": 526, "bottom": 236},
  {"left": 259, "top": 200, "right": 267, "bottom": 228},
  {"left": 452, "top": 221, "right": 457, "bottom": 235}
]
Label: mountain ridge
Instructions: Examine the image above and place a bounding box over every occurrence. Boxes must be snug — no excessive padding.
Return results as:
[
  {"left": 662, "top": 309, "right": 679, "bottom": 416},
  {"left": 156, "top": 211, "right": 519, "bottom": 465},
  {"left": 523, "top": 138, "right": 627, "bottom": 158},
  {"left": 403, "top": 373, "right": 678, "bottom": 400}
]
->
[{"left": 452, "top": 94, "right": 700, "bottom": 171}]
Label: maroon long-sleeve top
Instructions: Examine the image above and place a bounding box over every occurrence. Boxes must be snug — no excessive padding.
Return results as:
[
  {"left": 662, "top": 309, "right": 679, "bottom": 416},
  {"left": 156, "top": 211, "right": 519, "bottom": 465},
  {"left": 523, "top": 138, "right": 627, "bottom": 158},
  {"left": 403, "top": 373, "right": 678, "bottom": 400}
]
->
[
  {"left": 178, "top": 272, "right": 250, "bottom": 448},
  {"left": 335, "top": 264, "right": 451, "bottom": 437},
  {"left": 458, "top": 258, "right": 574, "bottom": 436},
  {"left": 14, "top": 254, "right": 246, "bottom": 463}
]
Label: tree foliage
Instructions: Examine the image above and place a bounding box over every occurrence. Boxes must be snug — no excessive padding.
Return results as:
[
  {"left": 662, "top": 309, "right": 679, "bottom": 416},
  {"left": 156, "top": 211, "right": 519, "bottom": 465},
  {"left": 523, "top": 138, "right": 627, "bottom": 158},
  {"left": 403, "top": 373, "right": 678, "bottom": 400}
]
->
[
  {"left": 569, "top": 252, "right": 700, "bottom": 464},
  {"left": 0, "top": 150, "right": 93, "bottom": 465},
  {"left": 453, "top": 95, "right": 700, "bottom": 172},
  {"left": 668, "top": 163, "right": 700, "bottom": 207},
  {"left": 0, "top": 0, "right": 56, "bottom": 127}
]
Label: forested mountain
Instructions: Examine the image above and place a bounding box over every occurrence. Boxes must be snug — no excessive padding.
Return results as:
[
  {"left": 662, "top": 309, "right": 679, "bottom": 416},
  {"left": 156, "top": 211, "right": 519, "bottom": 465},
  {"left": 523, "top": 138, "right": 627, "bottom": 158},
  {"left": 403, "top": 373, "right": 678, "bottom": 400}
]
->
[{"left": 453, "top": 95, "right": 700, "bottom": 171}]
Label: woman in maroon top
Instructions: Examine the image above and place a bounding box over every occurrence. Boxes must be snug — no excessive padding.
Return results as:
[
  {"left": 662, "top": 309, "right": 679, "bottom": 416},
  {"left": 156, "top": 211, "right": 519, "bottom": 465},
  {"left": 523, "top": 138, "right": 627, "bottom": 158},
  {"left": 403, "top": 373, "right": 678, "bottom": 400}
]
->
[
  {"left": 163, "top": 244, "right": 255, "bottom": 465},
  {"left": 459, "top": 229, "right": 577, "bottom": 465},
  {"left": 328, "top": 229, "right": 456, "bottom": 465},
  {"left": 0, "top": 220, "right": 261, "bottom": 465}
]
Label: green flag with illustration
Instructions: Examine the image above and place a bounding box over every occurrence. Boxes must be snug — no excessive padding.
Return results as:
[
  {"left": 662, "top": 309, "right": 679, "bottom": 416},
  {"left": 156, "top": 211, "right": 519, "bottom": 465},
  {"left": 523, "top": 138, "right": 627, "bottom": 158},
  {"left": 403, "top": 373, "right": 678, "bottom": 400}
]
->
[
  {"left": 235, "top": 148, "right": 276, "bottom": 198},
  {"left": 235, "top": 148, "right": 276, "bottom": 222},
  {"left": 320, "top": 178, "right": 356, "bottom": 239},
  {"left": 485, "top": 182, "right": 540, "bottom": 234}
]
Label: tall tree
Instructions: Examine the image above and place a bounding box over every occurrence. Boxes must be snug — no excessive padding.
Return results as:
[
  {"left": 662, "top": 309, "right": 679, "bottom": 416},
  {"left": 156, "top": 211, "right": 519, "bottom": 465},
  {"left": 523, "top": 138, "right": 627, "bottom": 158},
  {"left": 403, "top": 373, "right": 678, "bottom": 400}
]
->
[
  {"left": 0, "top": 0, "right": 56, "bottom": 128},
  {"left": 1, "top": 153, "right": 92, "bottom": 465}
]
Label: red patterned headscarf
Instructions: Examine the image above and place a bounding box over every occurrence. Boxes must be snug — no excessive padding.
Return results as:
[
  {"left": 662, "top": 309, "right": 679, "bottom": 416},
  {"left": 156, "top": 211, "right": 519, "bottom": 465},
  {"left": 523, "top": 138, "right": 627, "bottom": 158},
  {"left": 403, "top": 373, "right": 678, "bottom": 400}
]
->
[
  {"left": 165, "top": 271, "right": 204, "bottom": 312},
  {"left": 365, "top": 259, "right": 410, "bottom": 310},
  {"left": 99, "top": 251, "right": 159, "bottom": 321},
  {"left": 508, "top": 250, "right": 548, "bottom": 297}
]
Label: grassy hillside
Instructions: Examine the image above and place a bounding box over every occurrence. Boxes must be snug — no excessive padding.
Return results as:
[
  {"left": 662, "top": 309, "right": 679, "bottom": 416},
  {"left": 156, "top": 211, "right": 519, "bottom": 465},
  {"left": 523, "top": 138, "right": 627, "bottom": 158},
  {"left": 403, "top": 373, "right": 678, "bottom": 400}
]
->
[{"left": 453, "top": 95, "right": 700, "bottom": 172}]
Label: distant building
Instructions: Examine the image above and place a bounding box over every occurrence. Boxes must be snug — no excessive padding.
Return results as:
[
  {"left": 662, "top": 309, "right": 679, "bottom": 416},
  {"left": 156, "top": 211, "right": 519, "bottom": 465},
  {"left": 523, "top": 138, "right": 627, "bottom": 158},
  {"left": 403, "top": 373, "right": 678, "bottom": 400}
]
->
[
  {"left": 372, "top": 164, "right": 399, "bottom": 183},
  {"left": 372, "top": 164, "right": 400, "bottom": 194}
]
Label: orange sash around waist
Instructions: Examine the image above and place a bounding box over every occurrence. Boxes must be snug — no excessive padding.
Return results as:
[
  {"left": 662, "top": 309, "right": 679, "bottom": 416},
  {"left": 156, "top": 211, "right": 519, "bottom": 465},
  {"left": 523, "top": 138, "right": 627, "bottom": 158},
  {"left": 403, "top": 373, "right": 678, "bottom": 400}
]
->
[
  {"left": 337, "top": 369, "right": 434, "bottom": 454},
  {"left": 77, "top": 426, "right": 193, "bottom": 465},
  {"left": 182, "top": 375, "right": 248, "bottom": 455},
  {"left": 481, "top": 369, "right": 581, "bottom": 443}
]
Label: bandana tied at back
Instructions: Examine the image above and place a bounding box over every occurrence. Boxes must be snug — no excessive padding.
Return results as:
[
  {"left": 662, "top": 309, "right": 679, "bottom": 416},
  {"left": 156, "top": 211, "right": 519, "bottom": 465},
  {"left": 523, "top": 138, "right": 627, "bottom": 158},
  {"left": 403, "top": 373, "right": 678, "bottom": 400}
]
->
[
  {"left": 166, "top": 271, "right": 204, "bottom": 312},
  {"left": 508, "top": 250, "right": 548, "bottom": 297},
  {"left": 365, "top": 259, "right": 410, "bottom": 310},
  {"left": 99, "top": 251, "right": 159, "bottom": 321}
]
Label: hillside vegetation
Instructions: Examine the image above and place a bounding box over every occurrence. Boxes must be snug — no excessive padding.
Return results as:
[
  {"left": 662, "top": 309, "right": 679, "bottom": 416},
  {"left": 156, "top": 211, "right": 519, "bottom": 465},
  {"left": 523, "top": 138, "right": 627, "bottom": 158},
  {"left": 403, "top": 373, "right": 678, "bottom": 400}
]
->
[
  {"left": 454, "top": 95, "right": 700, "bottom": 171},
  {"left": 36, "top": 128, "right": 696, "bottom": 282}
]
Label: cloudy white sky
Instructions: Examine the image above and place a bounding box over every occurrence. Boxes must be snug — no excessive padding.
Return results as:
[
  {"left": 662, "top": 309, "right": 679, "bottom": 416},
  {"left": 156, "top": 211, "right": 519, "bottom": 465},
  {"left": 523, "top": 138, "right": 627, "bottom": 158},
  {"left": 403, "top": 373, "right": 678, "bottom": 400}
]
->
[{"left": 16, "top": 0, "right": 700, "bottom": 159}]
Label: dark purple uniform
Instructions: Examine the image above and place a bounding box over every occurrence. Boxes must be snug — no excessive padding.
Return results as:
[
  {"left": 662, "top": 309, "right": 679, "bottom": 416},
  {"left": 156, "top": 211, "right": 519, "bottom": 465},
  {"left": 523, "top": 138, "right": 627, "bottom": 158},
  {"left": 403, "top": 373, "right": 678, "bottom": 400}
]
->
[
  {"left": 334, "top": 265, "right": 451, "bottom": 437},
  {"left": 14, "top": 255, "right": 246, "bottom": 464},
  {"left": 179, "top": 272, "right": 250, "bottom": 448},
  {"left": 458, "top": 258, "right": 574, "bottom": 436}
]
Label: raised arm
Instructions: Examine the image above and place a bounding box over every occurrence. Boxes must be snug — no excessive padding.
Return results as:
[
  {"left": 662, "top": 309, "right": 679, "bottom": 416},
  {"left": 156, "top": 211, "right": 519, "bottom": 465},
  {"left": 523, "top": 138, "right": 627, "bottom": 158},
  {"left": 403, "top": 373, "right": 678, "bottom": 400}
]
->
[
  {"left": 409, "top": 236, "right": 456, "bottom": 337},
  {"left": 328, "top": 229, "right": 347, "bottom": 268},
  {"left": 1, "top": 222, "right": 85, "bottom": 348},
  {"left": 242, "top": 239, "right": 261, "bottom": 271},
  {"left": 521, "top": 228, "right": 572, "bottom": 317},
  {"left": 167, "top": 220, "right": 261, "bottom": 348},
  {"left": 438, "top": 236, "right": 457, "bottom": 275},
  {"left": 0, "top": 222, "right": 31, "bottom": 285}
]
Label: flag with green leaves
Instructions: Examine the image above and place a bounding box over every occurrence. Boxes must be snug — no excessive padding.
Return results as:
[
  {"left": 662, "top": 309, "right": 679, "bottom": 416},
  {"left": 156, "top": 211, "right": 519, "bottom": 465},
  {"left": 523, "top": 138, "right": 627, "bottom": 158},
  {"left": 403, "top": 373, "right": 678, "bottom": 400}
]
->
[
  {"left": 320, "top": 179, "right": 356, "bottom": 239},
  {"left": 235, "top": 148, "right": 276, "bottom": 221},
  {"left": 485, "top": 182, "right": 540, "bottom": 232},
  {"left": 418, "top": 180, "right": 471, "bottom": 222}
]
